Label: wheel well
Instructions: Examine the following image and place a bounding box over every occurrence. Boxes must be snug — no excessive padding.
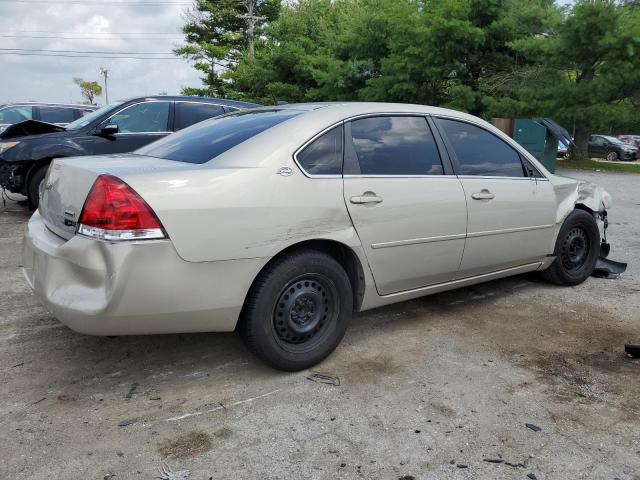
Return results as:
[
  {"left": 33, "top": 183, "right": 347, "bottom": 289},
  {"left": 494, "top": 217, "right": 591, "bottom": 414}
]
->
[
  {"left": 247, "top": 240, "right": 366, "bottom": 314},
  {"left": 574, "top": 203, "right": 594, "bottom": 215},
  {"left": 25, "top": 158, "right": 53, "bottom": 191}
]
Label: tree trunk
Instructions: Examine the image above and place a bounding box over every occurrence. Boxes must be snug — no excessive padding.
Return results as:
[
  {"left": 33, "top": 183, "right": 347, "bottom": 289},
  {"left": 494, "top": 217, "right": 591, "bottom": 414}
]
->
[{"left": 568, "top": 128, "right": 590, "bottom": 161}]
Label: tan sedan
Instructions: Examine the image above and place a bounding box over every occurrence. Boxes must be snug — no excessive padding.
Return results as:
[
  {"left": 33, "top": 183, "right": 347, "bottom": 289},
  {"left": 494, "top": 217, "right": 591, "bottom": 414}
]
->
[{"left": 23, "top": 103, "right": 616, "bottom": 370}]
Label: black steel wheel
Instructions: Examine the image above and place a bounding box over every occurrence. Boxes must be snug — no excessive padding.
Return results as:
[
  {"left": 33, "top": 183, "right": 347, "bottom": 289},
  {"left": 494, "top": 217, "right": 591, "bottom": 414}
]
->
[
  {"left": 541, "top": 209, "right": 600, "bottom": 286},
  {"left": 560, "top": 227, "right": 590, "bottom": 273},
  {"left": 272, "top": 274, "right": 339, "bottom": 353},
  {"left": 240, "top": 249, "right": 353, "bottom": 371}
]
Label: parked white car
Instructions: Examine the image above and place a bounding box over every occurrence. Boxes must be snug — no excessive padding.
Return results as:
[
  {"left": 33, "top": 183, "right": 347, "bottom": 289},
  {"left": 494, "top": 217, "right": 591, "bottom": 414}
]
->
[{"left": 23, "top": 103, "right": 616, "bottom": 370}]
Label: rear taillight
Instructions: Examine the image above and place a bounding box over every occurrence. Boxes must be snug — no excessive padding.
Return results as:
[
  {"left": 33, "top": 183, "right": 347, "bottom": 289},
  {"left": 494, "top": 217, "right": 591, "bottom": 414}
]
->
[{"left": 77, "top": 174, "right": 166, "bottom": 241}]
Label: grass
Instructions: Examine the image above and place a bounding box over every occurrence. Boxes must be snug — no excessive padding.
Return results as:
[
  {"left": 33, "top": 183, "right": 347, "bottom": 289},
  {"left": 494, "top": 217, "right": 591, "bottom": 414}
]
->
[{"left": 557, "top": 157, "right": 640, "bottom": 174}]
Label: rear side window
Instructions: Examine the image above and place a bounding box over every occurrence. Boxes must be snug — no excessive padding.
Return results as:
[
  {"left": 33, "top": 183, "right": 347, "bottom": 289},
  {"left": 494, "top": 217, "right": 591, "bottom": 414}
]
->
[
  {"left": 438, "top": 119, "right": 525, "bottom": 177},
  {"left": 296, "top": 126, "right": 343, "bottom": 175},
  {"left": 0, "top": 106, "right": 33, "bottom": 123},
  {"left": 174, "top": 102, "right": 226, "bottom": 130},
  {"left": 39, "top": 106, "right": 77, "bottom": 124},
  {"left": 347, "top": 116, "right": 443, "bottom": 175},
  {"left": 136, "top": 109, "right": 302, "bottom": 164}
]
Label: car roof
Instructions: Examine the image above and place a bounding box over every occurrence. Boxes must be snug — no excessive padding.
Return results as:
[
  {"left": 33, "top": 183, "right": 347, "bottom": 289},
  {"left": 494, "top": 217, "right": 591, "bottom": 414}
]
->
[
  {"left": 0, "top": 102, "right": 98, "bottom": 109},
  {"left": 257, "top": 101, "right": 487, "bottom": 123},
  {"left": 117, "top": 96, "right": 260, "bottom": 108}
]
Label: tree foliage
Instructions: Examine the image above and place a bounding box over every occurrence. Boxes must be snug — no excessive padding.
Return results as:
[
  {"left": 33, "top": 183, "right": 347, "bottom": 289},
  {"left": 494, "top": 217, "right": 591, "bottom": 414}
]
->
[
  {"left": 180, "top": 0, "right": 640, "bottom": 158},
  {"left": 175, "top": 0, "right": 281, "bottom": 97},
  {"left": 73, "top": 78, "right": 102, "bottom": 104}
]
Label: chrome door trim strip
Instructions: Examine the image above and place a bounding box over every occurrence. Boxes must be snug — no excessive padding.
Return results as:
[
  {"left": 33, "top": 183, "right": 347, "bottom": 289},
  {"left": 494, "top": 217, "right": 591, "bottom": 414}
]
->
[
  {"left": 467, "top": 224, "right": 554, "bottom": 238},
  {"left": 371, "top": 233, "right": 466, "bottom": 249}
]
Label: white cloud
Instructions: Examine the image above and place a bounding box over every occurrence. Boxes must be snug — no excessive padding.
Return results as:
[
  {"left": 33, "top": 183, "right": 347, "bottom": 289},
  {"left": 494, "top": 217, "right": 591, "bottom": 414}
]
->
[{"left": 0, "top": 2, "right": 203, "bottom": 104}]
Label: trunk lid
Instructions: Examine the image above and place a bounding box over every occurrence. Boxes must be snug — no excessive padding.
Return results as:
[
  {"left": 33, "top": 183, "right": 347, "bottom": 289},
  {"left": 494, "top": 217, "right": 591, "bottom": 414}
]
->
[{"left": 39, "top": 154, "right": 187, "bottom": 240}]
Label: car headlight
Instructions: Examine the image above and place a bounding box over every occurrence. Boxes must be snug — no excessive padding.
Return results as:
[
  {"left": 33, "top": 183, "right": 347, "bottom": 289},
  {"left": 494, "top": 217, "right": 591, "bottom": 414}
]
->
[{"left": 0, "top": 141, "right": 20, "bottom": 155}]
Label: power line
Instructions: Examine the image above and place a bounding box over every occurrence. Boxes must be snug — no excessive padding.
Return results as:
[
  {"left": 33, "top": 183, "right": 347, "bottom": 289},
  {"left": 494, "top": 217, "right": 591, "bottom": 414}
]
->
[
  {"left": 4, "top": 30, "right": 182, "bottom": 35},
  {"left": 0, "top": 0, "right": 193, "bottom": 4},
  {"left": 0, "top": 48, "right": 176, "bottom": 54},
  {"left": 0, "top": 52, "right": 182, "bottom": 59},
  {"left": 0, "top": 35, "right": 183, "bottom": 40}
]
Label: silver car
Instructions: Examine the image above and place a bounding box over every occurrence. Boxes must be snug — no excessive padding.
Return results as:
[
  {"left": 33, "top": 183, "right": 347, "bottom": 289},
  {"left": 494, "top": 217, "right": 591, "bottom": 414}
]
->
[{"left": 23, "top": 103, "right": 615, "bottom": 370}]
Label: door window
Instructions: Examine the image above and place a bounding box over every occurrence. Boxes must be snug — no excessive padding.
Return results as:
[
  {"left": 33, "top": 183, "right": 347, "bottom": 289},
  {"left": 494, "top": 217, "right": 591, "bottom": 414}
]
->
[
  {"left": 0, "top": 106, "right": 33, "bottom": 123},
  {"left": 174, "top": 102, "right": 226, "bottom": 130},
  {"left": 347, "top": 116, "right": 443, "bottom": 175},
  {"left": 439, "top": 119, "right": 525, "bottom": 177},
  {"left": 107, "top": 102, "right": 170, "bottom": 133},
  {"left": 590, "top": 136, "right": 606, "bottom": 146},
  {"left": 296, "top": 125, "right": 343, "bottom": 175},
  {"left": 39, "top": 106, "right": 77, "bottom": 124}
]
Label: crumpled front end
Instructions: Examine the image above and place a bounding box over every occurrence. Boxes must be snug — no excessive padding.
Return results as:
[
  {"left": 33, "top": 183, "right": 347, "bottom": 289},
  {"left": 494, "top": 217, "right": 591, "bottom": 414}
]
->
[{"left": 550, "top": 175, "right": 626, "bottom": 277}]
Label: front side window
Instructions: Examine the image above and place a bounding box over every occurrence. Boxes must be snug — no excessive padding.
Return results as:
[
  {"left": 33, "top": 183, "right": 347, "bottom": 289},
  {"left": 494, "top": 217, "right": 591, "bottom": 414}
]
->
[
  {"left": 296, "top": 125, "right": 343, "bottom": 175},
  {"left": 39, "top": 106, "right": 77, "bottom": 124},
  {"left": 107, "top": 101, "right": 170, "bottom": 133},
  {"left": 174, "top": 102, "right": 226, "bottom": 130},
  {"left": 0, "top": 106, "right": 33, "bottom": 123},
  {"left": 348, "top": 116, "right": 443, "bottom": 175},
  {"left": 438, "top": 119, "right": 525, "bottom": 177},
  {"left": 137, "top": 109, "right": 302, "bottom": 164}
]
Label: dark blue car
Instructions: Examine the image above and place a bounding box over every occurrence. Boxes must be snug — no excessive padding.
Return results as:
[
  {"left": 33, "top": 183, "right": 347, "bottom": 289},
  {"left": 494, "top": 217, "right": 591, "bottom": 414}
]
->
[{"left": 0, "top": 95, "right": 259, "bottom": 207}]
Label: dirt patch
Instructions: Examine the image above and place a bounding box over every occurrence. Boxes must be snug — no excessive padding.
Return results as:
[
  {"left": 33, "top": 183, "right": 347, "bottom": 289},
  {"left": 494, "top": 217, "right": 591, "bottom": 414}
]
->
[
  {"left": 430, "top": 402, "right": 456, "bottom": 417},
  {"left": 341, "top": 355, "right": 400, "bottom": 381},
  {"left": 214, "top": 427, "right": 232, "bottom": 439},
  {"left": 158, "top": 431, "right": 213, "bottom": 459}
]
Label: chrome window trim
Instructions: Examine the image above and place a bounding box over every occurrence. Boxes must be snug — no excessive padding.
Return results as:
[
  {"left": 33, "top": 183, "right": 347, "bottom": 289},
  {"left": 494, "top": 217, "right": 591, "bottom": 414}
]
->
[
  {"left": 457, "top": 175, "right": 549, "bottom": 181},
  {"left": 103, "top": 100, "right": 172, "bottom": 133},
  {"left": 113, "top": 131, "right": 171, "bottom": 136},
  {"left": 174, "top": 100, "right": 230, "bottom": 109},
  {"left": 344, "top": 174, "right": 458, "bottom": 179},
  {"left": 292, "top": 120, "right": 345, "bottom": 179}
]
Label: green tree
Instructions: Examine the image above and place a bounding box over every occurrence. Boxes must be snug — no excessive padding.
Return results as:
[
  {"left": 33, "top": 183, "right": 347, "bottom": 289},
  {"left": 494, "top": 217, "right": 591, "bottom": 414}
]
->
[
  {"left": 176, "top": 0, "right": 281, "bottom": 97},
  {"left": 230, "top": 0, "right": 560, "bottom": 110},
  {"left": 486, "top": 0, "right": 640, "bottom": 159},
  {"left": 73, "top": 78, "right": 102, "bottom": 104}
]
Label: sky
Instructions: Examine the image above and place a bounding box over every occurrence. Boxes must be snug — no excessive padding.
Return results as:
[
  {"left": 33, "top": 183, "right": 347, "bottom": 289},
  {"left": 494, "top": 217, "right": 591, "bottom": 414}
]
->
[
  {"left": 0, "top": 0, "right": 576, "bottom": 106},
  {"left": 0, "top": 0, "right": 202, "bottom": 105}
]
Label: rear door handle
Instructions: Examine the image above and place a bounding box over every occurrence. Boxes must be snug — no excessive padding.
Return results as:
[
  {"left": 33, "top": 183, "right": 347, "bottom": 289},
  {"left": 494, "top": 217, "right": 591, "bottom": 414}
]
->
[
  {"left": 350, "top": 191, "right": 383, "bottom": 204},
  {"left": 471, "top": 189, "right": 495, "bottom": 200}
]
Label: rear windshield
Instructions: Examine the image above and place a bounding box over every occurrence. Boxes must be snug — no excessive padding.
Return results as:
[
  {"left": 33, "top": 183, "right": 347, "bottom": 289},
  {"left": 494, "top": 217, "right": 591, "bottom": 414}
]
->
[{"left": 136, "top": 109, "right": 302, "bottom": 164}]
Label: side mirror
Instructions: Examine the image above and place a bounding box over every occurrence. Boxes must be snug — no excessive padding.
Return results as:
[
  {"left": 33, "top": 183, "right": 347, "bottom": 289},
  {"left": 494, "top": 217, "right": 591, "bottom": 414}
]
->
[{"left": 99, "top": 124, "right": 119, "bottom": 136}]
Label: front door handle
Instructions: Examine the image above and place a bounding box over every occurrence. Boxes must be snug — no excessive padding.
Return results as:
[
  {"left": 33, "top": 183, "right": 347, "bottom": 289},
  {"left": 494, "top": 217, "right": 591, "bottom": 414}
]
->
[
  {"left": 471, "top": 189, "right": 495, "bottom": 200},
  {"left": 350, "top": 191, "right": 383, "bottom": 204}
]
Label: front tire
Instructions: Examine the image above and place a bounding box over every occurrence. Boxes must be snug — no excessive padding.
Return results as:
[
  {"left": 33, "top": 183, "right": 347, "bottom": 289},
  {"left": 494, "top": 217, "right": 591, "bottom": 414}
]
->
[
  {"left": 240, "top": 250, "right": 353, "bottom": 371},
  {"left": 541, "top": 209, "right": 600, "bottom": 286},
  {"left": 27, "top": 165, "right": 48, "bottom": 210}
]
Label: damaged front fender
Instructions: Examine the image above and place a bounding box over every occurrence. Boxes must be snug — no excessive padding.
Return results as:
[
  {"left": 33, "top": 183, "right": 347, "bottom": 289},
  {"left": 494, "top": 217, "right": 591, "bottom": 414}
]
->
[{"left": 551, "top": 175, "right": 611, "bottom": 224}]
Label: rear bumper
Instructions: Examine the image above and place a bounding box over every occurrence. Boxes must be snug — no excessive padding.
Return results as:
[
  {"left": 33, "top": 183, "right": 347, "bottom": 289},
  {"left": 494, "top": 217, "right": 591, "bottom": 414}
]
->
[{"left": 22, "top": 211, "right": 268, "bottom": 335}]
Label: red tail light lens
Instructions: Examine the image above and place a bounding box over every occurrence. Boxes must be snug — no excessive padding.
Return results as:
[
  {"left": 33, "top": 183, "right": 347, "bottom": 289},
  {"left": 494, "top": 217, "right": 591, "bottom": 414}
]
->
[{"left": 77, "top": 174, "right": 166, "bottom": 241}]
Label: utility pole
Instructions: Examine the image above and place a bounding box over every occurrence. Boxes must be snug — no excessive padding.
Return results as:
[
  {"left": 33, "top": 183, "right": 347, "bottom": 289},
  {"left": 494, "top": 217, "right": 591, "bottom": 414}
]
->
[
  {"left": 99, "top": 67, "right": 109, "bottom": 105},
  {"left": 239, "top": 0, "right": 265, "bottom": 60}
]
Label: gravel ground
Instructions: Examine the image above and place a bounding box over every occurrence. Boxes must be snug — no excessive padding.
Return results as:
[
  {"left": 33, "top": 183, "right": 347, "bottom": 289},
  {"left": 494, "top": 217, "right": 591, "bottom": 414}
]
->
[{"left": 0, "top": 169, "right": 638, "bottom": 480}]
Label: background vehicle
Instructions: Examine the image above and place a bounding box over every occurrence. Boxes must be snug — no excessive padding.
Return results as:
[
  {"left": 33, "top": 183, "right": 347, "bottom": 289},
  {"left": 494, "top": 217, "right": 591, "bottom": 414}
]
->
[
  {"left": 0, "top": 102, "right": 97, "bottom": 133},
  {"left": 587, "top": 134, "right": 638, "bottom": 161},
  {"left": 557, "top": 140, "right": 568, "bottom": 158},
  {"left": 616, "top": 134, "right": 640, "bottom": 149},
  {"left": 0, "top": 96, "right": 258, "bottom": 207},
  {"left": 22, "top": 103, "right": 618, "bottom": 371}
]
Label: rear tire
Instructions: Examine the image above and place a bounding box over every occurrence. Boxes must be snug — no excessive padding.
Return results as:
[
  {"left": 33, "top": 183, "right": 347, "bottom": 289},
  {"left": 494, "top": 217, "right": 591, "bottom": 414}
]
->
[
  {"left": 606, "top": 151, "right": 618, "bottom": 161},
  {"left": 540, "top": 209, "right": 600, "bottom": 286},
  {"left": 239, "top": 250, "right": 353, "bottom": 371},
  {"left": 27, "top": 165, "right": 48, "bottom": 210}
]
